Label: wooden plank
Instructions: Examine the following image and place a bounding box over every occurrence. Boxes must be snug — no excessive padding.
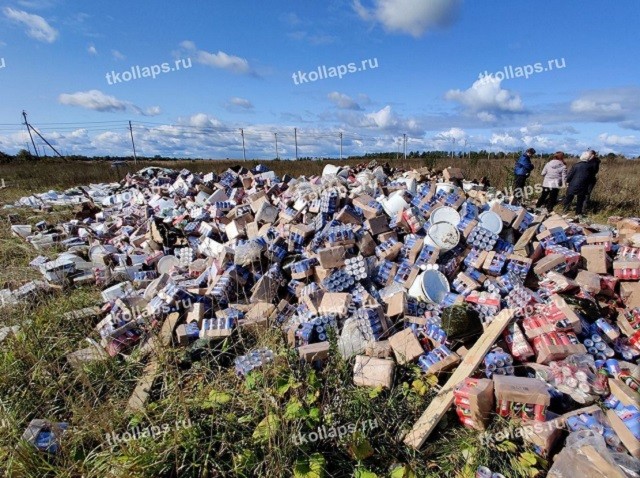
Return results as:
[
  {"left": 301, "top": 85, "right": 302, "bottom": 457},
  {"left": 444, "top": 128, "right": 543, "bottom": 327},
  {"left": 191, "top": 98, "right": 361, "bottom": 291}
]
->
[
  {"left": 126, "top": 360, "right": 160, "bottom": 413},
  {"left": 403, "top": 308, "right": 515, "bottom": 449}
]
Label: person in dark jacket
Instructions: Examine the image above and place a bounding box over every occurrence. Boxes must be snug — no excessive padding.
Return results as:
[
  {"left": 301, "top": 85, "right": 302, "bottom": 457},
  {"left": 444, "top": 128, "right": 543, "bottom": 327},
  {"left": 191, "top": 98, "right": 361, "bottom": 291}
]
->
[
  {"left": 512, "top": 148, "right": 536, "bottom": 204},
  {"left": 562, "top": 153, "right": 598, "bottom": 216},
  {"left": 583, "top": 150, "right": 600, "bottom": 212}
]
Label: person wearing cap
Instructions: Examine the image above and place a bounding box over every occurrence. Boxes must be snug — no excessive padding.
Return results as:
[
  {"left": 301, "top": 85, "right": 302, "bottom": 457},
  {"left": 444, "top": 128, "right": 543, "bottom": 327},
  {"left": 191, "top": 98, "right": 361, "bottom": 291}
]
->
[
  {"left": 512, "top": 148, "right": 536, "bottom": 204},
  {"left": 562, "top": 151, "right": 599, "bottom": 217},
  {"left": 535, "top": 151, "right": 567, "bottom": 211}
]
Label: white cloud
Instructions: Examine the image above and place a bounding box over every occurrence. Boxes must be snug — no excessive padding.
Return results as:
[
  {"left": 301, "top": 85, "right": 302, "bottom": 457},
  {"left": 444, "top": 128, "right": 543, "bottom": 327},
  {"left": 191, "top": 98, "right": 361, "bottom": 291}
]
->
[
  {"left": 58, "top": 90, "right": 160, "bottom": 116},
  {"left": 353, "top": 0, "right": 461, "bottom": 37},
  {"left": 519, "top": 123, "right": 578, "bottom": 135},
  {"left": 363, "top": 105, "right": 398, "bottom": 129},
  {"left": 3, "top": 7, "right": 58, "bottom": 43},
  {"left": 445, "top": 77, "right": 524, "bottom": 119},
  {"left": 225, "top": 97, "right": 254, "bottom": 112},
  {"left": 87, "top": 44, "right": 97, "bottom": 55},
  {"left": 598, "top": 133, "right": 639, "bottom": 147},
  {"left": 180, "top": 40, "right": 253, "bottom": 75},
  {"left": 327, "top": 92, "right": 362, "bottom": 110},
  {"left": 111, "top": 49, "right": 125, "bottom": 60},
  {"left": 490, "top": 132, "right": 522, "bottom": 148},
  {"left": 569, "top": 87, "right": 640, "bottom": 122}
]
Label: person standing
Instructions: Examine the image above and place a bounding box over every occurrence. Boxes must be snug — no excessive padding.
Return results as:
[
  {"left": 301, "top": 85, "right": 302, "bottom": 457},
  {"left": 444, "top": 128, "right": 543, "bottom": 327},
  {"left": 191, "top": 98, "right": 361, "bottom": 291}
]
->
[
  {"left": 562, "top": 152, "right": 598, "bottom": 217},
  {"left": 535, "top": 152, "right": 567, "bottom": 211},
  {"left": 512, "top": 148, "right": 536, "bottom": 204},
  {"left": 584, "top": 150, "right": 600, "bottom": 212}
]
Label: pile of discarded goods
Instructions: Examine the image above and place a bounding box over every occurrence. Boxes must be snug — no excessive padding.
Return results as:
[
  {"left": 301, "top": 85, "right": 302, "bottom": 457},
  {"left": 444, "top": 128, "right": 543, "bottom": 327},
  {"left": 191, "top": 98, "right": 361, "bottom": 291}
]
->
[{"left": 4, "top": 162, "right": 640, "bottom": 476}]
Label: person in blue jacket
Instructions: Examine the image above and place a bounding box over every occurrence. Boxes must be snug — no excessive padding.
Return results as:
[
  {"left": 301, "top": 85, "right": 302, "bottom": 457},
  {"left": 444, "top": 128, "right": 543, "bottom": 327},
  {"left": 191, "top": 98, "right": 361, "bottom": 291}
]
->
[{"left": 512, "top": 148, "right": 536, "bottom": 204}]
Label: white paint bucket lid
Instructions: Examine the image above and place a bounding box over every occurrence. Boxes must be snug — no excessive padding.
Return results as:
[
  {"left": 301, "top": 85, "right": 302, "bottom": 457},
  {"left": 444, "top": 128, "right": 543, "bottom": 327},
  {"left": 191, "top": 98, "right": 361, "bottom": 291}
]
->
[
  {"left": 157, "top": 255, "right": 179, "bottom": 275},
  {"left": 426, "top": 222, "right": 460, "bottom": 251},
  {"left": 421, "top": 269, "right": 450, "bottom": 304},
  {"left": 430, "top": 206, "right": 461, "bottom": 227},
  {"left": 479, "top": 211, "right": 503, "bottom": 234}
]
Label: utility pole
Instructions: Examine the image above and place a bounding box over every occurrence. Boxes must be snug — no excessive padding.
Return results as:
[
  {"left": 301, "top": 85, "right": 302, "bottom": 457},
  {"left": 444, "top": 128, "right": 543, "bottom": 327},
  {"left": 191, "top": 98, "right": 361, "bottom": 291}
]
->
[
  {"left": 28, "top": 123, "right": 63, "bottom": 157},
  {"left": 294, "top": 127, "right": 298, "bottom": 160},
  {"left": 274, "top": 132, "right": 279, "bottom": 160},
  {"left": 403, "top": 133, "right": 407, "bottom": 160},
  {"left": 339, "top": 132, "right": 343, "bottom": 160},
  {"left": 129, "top": 120, "right": 138, "bottom": 165},
  {"left": 22, "top": 111, "right": 39, "bottom": 158},
  {"left": 240, "top": 128, "right": 246, "bottom": 161},
  {"left": 396, "top": 138, "right": 399, "bottom": 160}
]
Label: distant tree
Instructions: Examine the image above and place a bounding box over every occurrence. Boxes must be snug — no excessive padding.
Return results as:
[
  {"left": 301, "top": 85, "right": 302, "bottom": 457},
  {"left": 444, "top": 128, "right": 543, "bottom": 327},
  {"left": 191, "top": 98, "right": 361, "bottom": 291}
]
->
[{"left": 16, "top": 149, "right": 34, "bottom": 161}]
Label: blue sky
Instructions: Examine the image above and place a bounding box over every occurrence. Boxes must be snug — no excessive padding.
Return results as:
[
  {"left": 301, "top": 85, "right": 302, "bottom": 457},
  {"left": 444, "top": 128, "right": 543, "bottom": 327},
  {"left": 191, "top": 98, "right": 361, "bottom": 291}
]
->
[{"left": 0, "top": 0, "right": 639, "bottom": 158}]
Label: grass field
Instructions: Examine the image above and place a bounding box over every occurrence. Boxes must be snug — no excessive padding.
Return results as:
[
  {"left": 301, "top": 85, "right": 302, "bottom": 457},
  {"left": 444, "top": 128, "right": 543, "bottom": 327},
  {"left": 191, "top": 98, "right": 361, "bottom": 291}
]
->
[{"left": 0, "top": 157, "right": 637, "bottom": 477}]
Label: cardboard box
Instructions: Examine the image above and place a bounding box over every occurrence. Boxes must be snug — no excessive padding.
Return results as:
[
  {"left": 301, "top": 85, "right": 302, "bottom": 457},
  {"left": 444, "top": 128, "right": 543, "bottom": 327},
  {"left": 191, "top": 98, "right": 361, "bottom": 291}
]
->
[
  {"left": 364, "top": 340, "right": 392, "bottom": 358},
  {"left": 353, "top": 355, "right": 395, "bottom": 388},
  {"left": 298, "top": 342, "right": 330, "bottom": 363},
  {"left": 548, "top": 443, "right": 628, "bottom": 477},
  {"left": 317, "top": 245, "right": 347, "bottom": 269},
  {"left": 442, "top": 167, "right": 464, "bottom": 181},
  {"left": 606, "top": 409, "right": 640, "bottom": 458},
  {"left": 575, "top": 270, "right": 602, "bottom": 294},
  {"left": 318, "top": 293, "right": 352, "bottom": 317},
  {"left": 493, "top": 375, "right": 550, "bottom": 407},
  {"left": 535, "top": 342, "right": 587, "bottom": 364},
  {"left": 581, "top": 245, "right": 609, "bottom": 274},
  {"left": 365, "top": 215, "right": 390, "bottom": 236},
  {"left": 533, "top": 253, "right": 565, "bottom": 277},
  {"left": 388, "top": 328, "right": 424, "bottom": 364},
  {"left": 455, "top": 378, "right": 494, "bottom": 430}
]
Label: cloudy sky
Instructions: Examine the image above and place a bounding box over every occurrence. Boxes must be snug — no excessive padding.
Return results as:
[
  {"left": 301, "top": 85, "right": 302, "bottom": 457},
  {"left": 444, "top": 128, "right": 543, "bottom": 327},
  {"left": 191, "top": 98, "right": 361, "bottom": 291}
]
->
[{"left": 0, "top": 0, "right": 639, "bottom": 158}]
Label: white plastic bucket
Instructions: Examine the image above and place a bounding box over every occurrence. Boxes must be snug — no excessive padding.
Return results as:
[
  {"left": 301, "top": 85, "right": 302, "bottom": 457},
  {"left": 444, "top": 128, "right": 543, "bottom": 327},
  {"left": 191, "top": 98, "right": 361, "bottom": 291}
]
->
[
  {"left": 408, "top": 269, "right": 450, "bottom": 304},
  {"left": 425, "top": 222, "right": 460, "bottom": 251},
  {"left": 435, "top": 182, "right": 457, "bottom": 194},
  {"left": 430, "top": 206, "right": 461, "bottom": 227},
  {"left": 380, "top": 191, "right": 409, "bottom": 216},
  {"left": 479, "top": 211, "right": 503, "bottom": 234}
]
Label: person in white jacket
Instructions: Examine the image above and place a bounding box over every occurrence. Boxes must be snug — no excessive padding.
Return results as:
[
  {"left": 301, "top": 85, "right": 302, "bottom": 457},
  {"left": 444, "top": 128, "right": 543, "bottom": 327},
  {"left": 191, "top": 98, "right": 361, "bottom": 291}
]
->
[{"left": 535, "top": 151, "right": 567, "bottom": 211}]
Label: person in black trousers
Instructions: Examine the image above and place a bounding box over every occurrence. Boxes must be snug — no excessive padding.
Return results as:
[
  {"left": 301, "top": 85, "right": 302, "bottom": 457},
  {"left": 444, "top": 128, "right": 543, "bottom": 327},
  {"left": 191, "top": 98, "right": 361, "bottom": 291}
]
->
[
  {"left": 512, "top": 148, "right": 536, "bottom": 204},
  {"left": 562, "top": 154, "right": 598, "bottom": 217}
]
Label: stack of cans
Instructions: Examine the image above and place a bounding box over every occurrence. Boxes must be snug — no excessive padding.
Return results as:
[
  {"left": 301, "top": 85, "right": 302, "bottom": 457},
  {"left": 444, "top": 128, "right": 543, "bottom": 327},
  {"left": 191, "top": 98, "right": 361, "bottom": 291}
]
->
[
  {"left": 345, "top": 255, "right": 367, "bottom": 280},
  {"left": 175, "top": 247, "right": 195, "bottom": 269},
  {"left": 417, "top": 344, "right": 453, "bottom": 372},
  {"left": 565, "top": 411, "right": 627, "bottom": 450},
  {"left": 320, "top": 191, "right": 339, "bottom": 214},
  {"left": 234, "top": 348, "right": 275, "bottom": 377},
  {"left": 467, "top": 226, "right": 498, "bottom": 251},
  {"left": 505, "top": 257, "right": 531, "bottom": 281},
  {"left": 375, "top": 238, "right": 400, "bottom": 259},
  {"left": 546, "top": 245, "right": 580, "bottom": 268},
  {"left": 357, "top": 308, "right": 385, "bottom": 340},
  {"left": 414, "top": 243, "right": 438, "bottom": 267},
  {"left": 402, "top": 206, "right": 426, "bottom": 233},
  {"left": 322, "top": 269, "right": 355, "bottom": 292},
  {"left": 326, "top": 225, "right": 354, "bottom": 245},
  {"left": 484, "top": 349, "right": 514, "bottom": 378},
  {"left": 373, "top": 260, "right": 395, "bottom": 286},
  {"left": 485, "top": 253, "right": 507, "bottom": 276}
]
